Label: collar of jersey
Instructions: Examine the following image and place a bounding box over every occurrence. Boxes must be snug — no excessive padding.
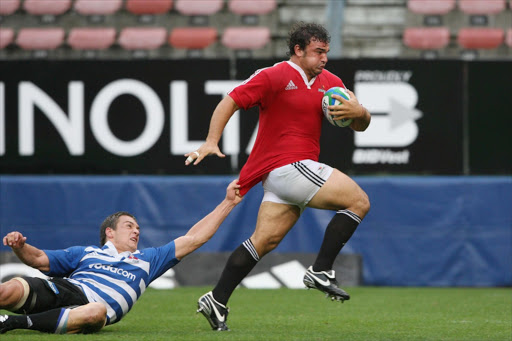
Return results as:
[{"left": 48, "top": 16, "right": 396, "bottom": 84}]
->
[
  {"left": 286, "top": 61, "right": 317, "bottom": 89},
  {"left": 102, "top": 241, "right": 140, "bottom": 258}
]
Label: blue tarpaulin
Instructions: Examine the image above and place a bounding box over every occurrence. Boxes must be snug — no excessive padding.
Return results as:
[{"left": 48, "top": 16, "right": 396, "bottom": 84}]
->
[{"left": 1, "top": 175, "right": 510, "bottom": 287}]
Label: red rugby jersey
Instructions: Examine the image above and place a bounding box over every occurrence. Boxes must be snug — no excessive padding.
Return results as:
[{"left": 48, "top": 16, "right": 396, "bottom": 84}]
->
[{"left": 228, "top": 61, "right": 345, "bottom": 195}]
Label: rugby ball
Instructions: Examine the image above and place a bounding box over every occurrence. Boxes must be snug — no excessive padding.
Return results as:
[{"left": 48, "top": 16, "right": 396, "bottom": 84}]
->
[{"left": 322, "top": 87, "right": 353, "bottom": 128}]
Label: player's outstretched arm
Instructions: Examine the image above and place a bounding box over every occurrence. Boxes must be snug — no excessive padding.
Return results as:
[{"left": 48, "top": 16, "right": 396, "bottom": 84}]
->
[
  {"left": 174, "top": 179, "right": 243, "bottom": 260},
  {"left": 3, "top": 231, "right": 50, "bottom": 271},
  {"left": 185, "top": 95, "right": 240, "bottom": 166}
]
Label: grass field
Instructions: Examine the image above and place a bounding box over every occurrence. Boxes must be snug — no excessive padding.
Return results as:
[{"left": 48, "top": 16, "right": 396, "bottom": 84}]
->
[{"left": 1, "top": 287, "right": 511, "bottom": 340}]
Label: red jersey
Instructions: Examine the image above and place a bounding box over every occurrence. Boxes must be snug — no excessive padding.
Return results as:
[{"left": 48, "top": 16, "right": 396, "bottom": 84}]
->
[{"left": 228, "top": 61, "right": 345, "bottom": 195}]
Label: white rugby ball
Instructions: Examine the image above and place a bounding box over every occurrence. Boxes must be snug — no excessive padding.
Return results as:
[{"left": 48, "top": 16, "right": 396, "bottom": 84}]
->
[{"left": 321, "top": 87, "right": 353, "bottom": 127}]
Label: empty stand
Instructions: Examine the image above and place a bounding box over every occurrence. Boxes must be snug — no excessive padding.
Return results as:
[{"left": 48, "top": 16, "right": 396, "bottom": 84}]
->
[
  {"left": 125, "top": 0, "right": 173, "bottom": 15},
  {"left": 458, "top": 0, "right": 506, "bottom": 15},
  {"left": 174, "top": 0, "right": 223, "bottom": 15},
  {"left": 457, "top": 28, "right": 504, "bottom": 49},
  {"left": 74, "top": 0, "right": 123, "bottom": 15},
  {"left": 68, "top": 27, "right": 116, "bottom": 50},
  {"left": 407, "top": 0, "right": 455, "bottom": 15},
  {"left": 403, "top": 27, "right": 450, "bottom": 49},
  {"left": 0, "top": 28, "right": 14, "bottom": 49},
  {"left": 221, "top": 27, "right": 271, "bottom": 50},
  {"left": 23, "top": 0, "right": 72, "bottom": 15},
  {"left": 169, "top": 27, "right": 217, "bottom": 49},
  {"left": 228, "top": 0, "right": 276, "bottom": 15},
  {"left": 0, "top": 0, "right": 20, "bottom": 15},
  {"left": 118, "top": 27, "right": 167, "bottom": 50},
  {"left": 16, "top": 28, "right": 65, "bottom": 49}
]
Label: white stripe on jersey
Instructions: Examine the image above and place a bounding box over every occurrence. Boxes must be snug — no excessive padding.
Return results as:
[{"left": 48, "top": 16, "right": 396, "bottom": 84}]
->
[
  {"left": 80, "top": 277, "right": 129, "bottom": 320},
  {"left": 75, "top": 270, "right": 138, "bottom": 304},
  {"left": 139, "top": 278, "right": 147, "bottom": 295},
  {"left": 70, "top": 279, "right": 117, "bottom": 323}
]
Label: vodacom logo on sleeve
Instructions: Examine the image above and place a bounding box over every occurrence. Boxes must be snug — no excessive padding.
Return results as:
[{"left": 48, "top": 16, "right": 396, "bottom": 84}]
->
[{"left": 352, "top": 70, "right": 423, "bottom": 165}]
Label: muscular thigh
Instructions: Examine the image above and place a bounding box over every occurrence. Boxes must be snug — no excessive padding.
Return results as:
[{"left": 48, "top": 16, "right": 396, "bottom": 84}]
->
[
  {"left": 307, "top": 168, "right": 369, "bottom": 217},
  {"left": 250, "top": 202, "right": 300, "bottom": 255}
]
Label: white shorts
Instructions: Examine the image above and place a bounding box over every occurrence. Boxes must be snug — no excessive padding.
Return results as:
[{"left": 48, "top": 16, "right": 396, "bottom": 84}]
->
[{"left": 262, "top": 159, "right": 334, "bottom": 212}]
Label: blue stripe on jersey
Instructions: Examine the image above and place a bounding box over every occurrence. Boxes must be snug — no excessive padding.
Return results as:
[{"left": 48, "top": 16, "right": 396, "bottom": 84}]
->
[{"left": 43, "top": 240, "right": 178, "bottom": 324}]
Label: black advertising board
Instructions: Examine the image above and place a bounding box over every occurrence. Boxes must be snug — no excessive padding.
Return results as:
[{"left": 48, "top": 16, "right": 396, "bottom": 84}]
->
[
  {"left": 0, "top": 60, "right": 232, "bottom": 174},
  {"left": 236, "top": 59, "right": 465, "bottom": 175},
  {"left": 467, "top": 61, "right": 512, "bottom": 175},
  {"left": 0, "top": 59, "right": 509, "bottom": 175}
]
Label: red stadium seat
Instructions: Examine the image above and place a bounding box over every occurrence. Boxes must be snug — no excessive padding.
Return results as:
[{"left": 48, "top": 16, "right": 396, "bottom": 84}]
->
[
  {"left": 221, "top": 27, "right": 271, "bottom": 50},
  {"left": 23, "top": 0, "right": 72, "bottom": 15},
  {"left": 118, "top": 27, "right": 167, "bottom": 50},
  {"left": 505, "top": 28, "right": 512, "bottom": 47},
  {"left": 228, "top": 0, "right": 276, "bottom": 15},
  {"left": 16, "top": 28, "right": 65, "bottom": 50},
  {"left": 168, "top": 27, "right": 217, "bottom": 49},
  {"left": 0, "top": 28, "right": 15, "bottom": 49},
  {"left": 74, "top": 0, "right": 123, "bottom": 15},
  {"left": 403, "top": 27, "right": 450, "bottom": 49},
  {"left": 457, "top": 28, "right": 504, "bottom": 49},
  {"left": 125, "top": 0, "right": 172, "bottom": 15},
  {"left": 458, "top": 0, "right": 505, "bottom": 15},
  {"left": 0, "top": 0, "right": 20, "bottom": 15},
  {"left": 174, "top": 0, "right": 223, "bottom": 15},
  {"left": 68, "top": 27, "right": 116, "bottom": 50},
  {"left": 407, "top": 0, "right": 455, "bottom": 15}
]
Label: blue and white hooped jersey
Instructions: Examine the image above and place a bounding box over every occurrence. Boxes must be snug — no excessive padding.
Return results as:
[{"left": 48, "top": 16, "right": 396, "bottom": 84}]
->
[{"left": 43, "top": 241, "right": 179, "bottom": 324}]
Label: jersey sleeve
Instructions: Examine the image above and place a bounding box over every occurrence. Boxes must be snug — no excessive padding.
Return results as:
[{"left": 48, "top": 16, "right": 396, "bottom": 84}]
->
[
  {"left": 42, "top": 246, "right": 87, "bottom": 277},
  {"left": 228, "top": 68, "right": 271, "bottom": 110},
  {"left": 141, "top": 240, "right": 180, "bottom": 284}
]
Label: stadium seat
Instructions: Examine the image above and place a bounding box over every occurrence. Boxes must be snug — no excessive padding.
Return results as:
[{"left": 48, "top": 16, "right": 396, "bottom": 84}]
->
[
  {"left": 457, "top": 28, "right": 504, "bottom": 49},
  {"left": 403, "top": 27, "right": 450, "bottom": 49},
  {"left": 228, "top": 0, "right": 276, "bottom": 15},
  {"left": 407, "top": 0, "right": 455, "bottom": 15},
  {"left": 221, "top": 27, "right": 271, "bottom": 50},
  {"left": 16, "top": 28, "right": 65, "bottom": 50},
  {"left": 506, "top": 28, "right": 512, "bottom": 48},
  {"left": 458, "top": 0, "right": 506, "bottom": 15},
  {"left": 174, "top": 0, "right": 223, "bottom": 16},
  {"left": 0, "top": 28, "right": 15, "bottom": 49},
  {"left": 23, "top": 0, "right": 72, "bottom": 15},
  {"left": 68, "top": 27, "right": 116, "bottom": 50},
  {"left": 168, "top": 27, "right": 217, "bottom": 49},
  {"left": 0, "top": 0, "right": 20, "bottom": 15},
  {"left": 74, "top": 0, "right": 123, "bottom": 15},
  {"left": 118, "top": 27, "right": 167, "bottom": 50},
  {"left": 125, "top": 0, "right": 173, "bottom": 15}
]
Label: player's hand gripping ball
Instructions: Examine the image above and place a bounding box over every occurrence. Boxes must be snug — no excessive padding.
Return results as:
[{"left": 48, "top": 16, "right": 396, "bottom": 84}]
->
[{"left": 322, "top": 87, "right": 353, "bottom": 128}]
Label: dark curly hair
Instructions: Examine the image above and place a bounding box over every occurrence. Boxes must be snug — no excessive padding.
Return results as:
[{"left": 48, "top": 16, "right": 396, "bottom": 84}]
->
[
  {"left": 287, "top": 22, "right": 331, "bottom": 57},
  {"left": 99, "top": 211, "right": 136, "bottom": 246}
]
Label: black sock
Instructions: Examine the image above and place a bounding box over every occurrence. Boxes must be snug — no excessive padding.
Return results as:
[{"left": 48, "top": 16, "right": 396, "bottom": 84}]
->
[
  {"left": 2, "top": 308, "right": 66, "bottom": 334},
  {"left": 313, "top": 210, "right": 361, "bottom": 272},
  {"left": 212, "top": 239, "right": 260, "bottom": 305},
  {"left": 29, "top": 308, "right": 67, "bottom": 333}
]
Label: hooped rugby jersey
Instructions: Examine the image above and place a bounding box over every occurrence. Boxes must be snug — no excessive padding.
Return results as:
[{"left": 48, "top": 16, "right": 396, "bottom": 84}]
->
[
  {"left": 43, "top": 241, "right": 179, "bottom": 324},
  {"left": 228, "top": 61, "right": 345, "bottom": 195}
]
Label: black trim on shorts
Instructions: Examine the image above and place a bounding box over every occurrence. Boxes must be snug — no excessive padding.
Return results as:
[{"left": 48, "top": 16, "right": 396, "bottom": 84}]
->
[{"left": 292, "top": 161, "right": 326, "bottom": 187}]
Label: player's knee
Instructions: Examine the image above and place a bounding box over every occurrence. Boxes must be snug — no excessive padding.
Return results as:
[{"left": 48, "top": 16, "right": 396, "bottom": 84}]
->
[
  {"left": 351, "top": 191, "right": 370, "bottom": 219},
  {"left": 80, "top": 303, "right": 107, "bottom": 334}
]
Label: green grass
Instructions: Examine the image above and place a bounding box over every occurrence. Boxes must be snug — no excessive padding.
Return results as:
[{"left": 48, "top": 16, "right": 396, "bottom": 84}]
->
[{"left": 2, "top": 287, "right": 511, "bottom": 340}]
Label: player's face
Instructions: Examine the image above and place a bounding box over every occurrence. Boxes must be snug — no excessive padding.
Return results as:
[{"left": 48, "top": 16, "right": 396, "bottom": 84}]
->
[
  {"left": 297, "top": 39, "right": 329, "bottom": 80},
  {"left": 109, "top": 215, "right": 140, "bottom": 253}
]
